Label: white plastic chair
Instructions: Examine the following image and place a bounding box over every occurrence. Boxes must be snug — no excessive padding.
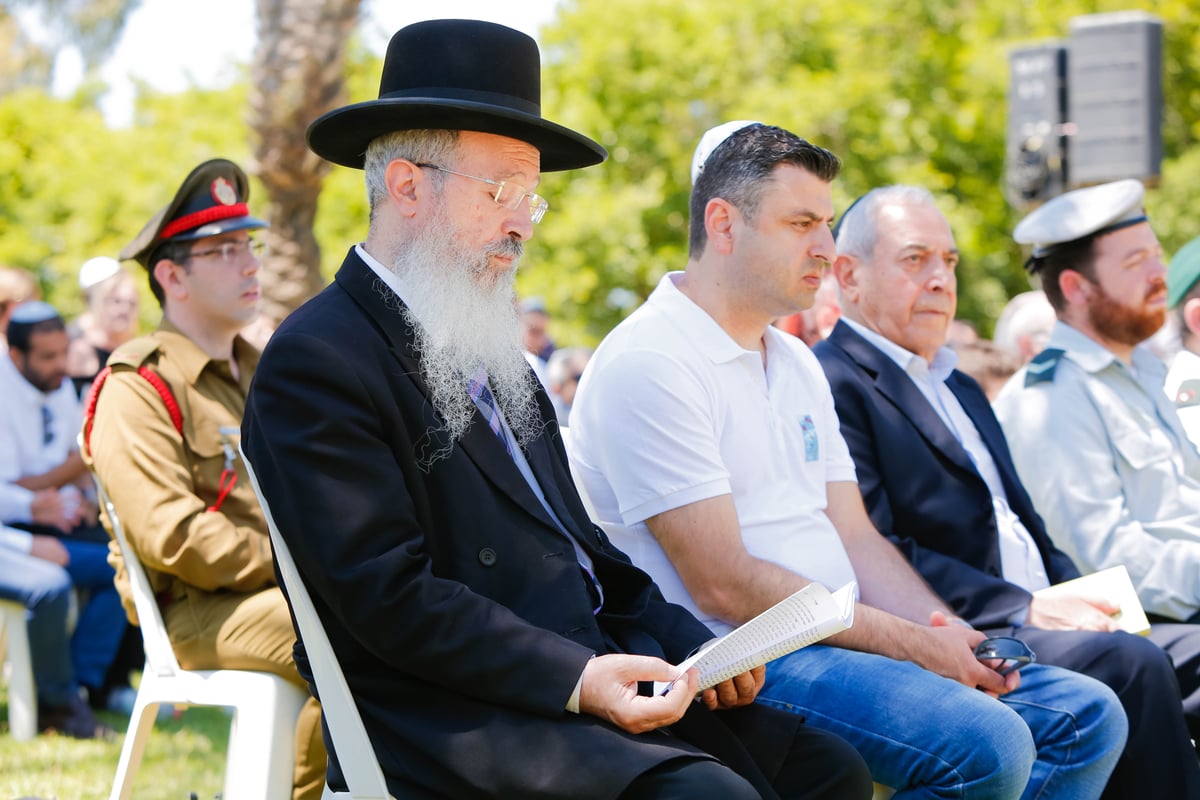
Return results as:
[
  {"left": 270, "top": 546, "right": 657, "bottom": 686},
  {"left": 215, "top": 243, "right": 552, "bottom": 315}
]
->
[
  {"left": 0, "top": 598, "right": 36, "bottom": 741},
  {"left": 241, "top": 448, "right": 393, "bottom": 800},
  {"left": 95, "top": 478, "right": 308, "bottom": 800}
]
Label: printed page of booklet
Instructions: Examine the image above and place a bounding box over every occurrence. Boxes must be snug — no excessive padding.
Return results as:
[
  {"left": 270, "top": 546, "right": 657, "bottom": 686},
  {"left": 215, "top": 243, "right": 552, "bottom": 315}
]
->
[
  {"left": 655, "top": 581, "right": 856, "bottom": 695},
  {"left": 1032, "top": 565, "right": 1150, "bottom": 635}
]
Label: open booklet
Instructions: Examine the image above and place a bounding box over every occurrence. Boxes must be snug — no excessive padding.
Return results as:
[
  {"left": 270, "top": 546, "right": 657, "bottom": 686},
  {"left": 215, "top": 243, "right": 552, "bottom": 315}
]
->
[
  {"left": 1032, "top": 565, "right": 1150, "bottom": 635},
  {"left": 654, "top": 581, "right": 856, "bottom": 696}
]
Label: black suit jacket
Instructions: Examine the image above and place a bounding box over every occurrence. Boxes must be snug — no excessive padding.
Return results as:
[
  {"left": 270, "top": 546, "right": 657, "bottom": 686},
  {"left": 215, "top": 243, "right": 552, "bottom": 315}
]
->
[
  {"left": 243, "top": 250, "right": 795, "bottom": 799},
  {"left": 814, "top": 321, "right": 1079, "bottom": 628}
]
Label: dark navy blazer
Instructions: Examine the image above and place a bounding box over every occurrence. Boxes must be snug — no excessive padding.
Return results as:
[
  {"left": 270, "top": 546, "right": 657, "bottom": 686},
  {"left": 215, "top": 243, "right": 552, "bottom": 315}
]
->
[{"left": 814, "top": 321, "right": 1079, "bottom": 628}]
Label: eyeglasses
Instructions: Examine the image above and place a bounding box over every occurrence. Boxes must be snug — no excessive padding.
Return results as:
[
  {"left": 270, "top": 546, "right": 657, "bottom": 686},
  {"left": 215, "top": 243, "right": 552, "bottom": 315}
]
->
[
  {"left": 974, "top": 636, "right": 1037, "bottom": 676},
  {"left": 187, "top": 238, "right": 266, "bottom": 263},
  {"left": 414, "top": 163, "right": 549, "bottom": 224}
]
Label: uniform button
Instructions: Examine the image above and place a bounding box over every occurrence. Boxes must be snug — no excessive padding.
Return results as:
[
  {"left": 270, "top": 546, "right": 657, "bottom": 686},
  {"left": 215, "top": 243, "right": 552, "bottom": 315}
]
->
[{"left": 478, "top": 547, "right": 497, "bottom": 567}]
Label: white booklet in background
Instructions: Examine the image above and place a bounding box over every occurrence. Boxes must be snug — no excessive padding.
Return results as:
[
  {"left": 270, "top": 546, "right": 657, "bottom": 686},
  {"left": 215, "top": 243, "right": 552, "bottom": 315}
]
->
[
  {"left": 1032, "top": 565, "right": 1151, "bottom": 635},
  {"left": 655, "top": 581, "right": 856, "bottom": 695}
]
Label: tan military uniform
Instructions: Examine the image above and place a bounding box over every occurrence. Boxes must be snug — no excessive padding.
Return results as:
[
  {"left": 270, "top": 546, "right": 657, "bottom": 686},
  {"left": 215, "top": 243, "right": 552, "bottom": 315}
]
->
[{"left": 84, "top": 320, "right": 325, "bottom": 800}]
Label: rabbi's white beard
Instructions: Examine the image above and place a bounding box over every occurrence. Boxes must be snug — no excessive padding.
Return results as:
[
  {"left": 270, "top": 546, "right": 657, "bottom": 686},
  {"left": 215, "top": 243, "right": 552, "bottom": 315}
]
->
[{"left": 383, "top": 197, "right": 544, "bottom": 462}]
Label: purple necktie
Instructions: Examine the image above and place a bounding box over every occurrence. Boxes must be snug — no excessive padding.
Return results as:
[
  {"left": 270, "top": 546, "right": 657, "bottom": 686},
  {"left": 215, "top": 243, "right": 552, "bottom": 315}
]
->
[{"left": 467, "top": 367, "right": 513, "bottom": 455}]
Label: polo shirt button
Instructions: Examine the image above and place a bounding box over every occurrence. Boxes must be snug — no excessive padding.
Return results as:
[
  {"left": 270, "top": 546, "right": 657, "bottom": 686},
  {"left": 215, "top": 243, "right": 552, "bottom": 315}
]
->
[{"left": 478, "top": 547, "right": 498, "bottom": 567}]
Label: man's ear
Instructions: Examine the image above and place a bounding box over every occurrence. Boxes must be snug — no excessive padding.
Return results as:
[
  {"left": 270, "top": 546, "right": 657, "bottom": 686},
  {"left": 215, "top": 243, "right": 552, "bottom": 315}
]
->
[
  {"left": 153, "top": 259, "right": 187, "bottom": 302},
  {"left": 832, "top": 253, "right": 859, "bottom": 304},
  {"left": 1183, "top": 296, "right": 1200, "bottom": 338},
  {"left": 1058, "top": 269, "right": 1092, "bottom": 307},
  {"left": 385, "top": 159, "right": 423, "bottom": 218},
  {"left": 704, "top": 198, "right": 738, "bottom": 256}
]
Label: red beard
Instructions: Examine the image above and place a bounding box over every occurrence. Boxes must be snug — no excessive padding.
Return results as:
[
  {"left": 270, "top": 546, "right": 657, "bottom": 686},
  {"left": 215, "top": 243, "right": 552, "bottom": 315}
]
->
[{"left": 1085, "top": 280, "right": 1167, "bottom": 347}]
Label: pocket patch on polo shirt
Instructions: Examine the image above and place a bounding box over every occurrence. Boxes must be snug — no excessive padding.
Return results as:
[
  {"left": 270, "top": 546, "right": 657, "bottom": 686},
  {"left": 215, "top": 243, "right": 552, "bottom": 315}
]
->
[{"left": 800, "top": 414, "right": 819, "bottom": 462}]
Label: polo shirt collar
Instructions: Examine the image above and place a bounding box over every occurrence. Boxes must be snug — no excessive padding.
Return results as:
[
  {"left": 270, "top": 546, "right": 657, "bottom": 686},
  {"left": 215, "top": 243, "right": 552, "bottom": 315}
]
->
[{"left": 655, "top": 272, "right": 759, "bottom": 365}]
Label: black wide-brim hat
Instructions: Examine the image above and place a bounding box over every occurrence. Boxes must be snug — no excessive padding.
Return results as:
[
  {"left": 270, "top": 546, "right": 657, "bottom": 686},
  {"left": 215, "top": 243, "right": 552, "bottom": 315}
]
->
[
  {"left": 120, "top": 159, "right": 268, "bottom": 268},
  {"left": 306, "top": 19, "right": 607, "bottom": 173}
]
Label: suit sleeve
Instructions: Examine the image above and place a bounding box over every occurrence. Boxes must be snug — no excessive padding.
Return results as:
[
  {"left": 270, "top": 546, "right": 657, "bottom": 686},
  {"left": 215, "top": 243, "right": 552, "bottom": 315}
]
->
[{"left": 244, "top": 329, "right": 595, "bottom": 717}]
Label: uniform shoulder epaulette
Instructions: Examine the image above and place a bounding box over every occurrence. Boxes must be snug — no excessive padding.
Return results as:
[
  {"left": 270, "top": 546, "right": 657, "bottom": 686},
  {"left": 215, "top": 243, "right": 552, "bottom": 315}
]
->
[
  {"left": 83, "top": 336, "right": 181, "bottom": 460},
  {"left": 107, "top": 336, "right": 162, "bottom": 369},
  {"left": 1024, "top": 347, "right": 1065, "bottom": 387},
  {"left": 1176, "top": 379, "right": 1200, "bottom": 409}
]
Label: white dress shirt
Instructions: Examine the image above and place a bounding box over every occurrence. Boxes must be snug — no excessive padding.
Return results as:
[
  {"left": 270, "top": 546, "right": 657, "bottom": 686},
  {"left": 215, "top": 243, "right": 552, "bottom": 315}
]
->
[
  {"left": 842, "top": 319, "right": 1050, "bottom": 593},
  {"left": 0, "top": 355, "right": 83, "bottom": 527}
]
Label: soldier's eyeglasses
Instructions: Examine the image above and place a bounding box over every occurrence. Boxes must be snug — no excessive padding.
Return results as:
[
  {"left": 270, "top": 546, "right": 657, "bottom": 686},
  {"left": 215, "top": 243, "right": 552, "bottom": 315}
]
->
[{"left": 187, "top": 239, "right": 266, "bottom": 263}]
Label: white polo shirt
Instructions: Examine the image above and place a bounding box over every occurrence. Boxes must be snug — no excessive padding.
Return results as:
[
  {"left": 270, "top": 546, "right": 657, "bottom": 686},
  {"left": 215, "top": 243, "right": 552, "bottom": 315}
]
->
[{"left": 569, "top": 272, "right": 858, "bottom": 636}]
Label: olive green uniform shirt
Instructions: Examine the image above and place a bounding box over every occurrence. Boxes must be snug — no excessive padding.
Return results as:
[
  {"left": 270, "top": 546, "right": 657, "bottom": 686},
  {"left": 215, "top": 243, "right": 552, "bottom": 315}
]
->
[{"left": 83, "top": 320, "right": 271, "bottom": 624}]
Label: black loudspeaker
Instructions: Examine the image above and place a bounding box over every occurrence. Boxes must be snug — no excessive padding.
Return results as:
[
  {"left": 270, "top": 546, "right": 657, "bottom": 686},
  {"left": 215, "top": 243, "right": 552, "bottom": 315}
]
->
[
  {"left": 1006, "top": 42, "right": 1068, "bottom": 210},
  {"left": 1067, "top": 11, "right": 1163, "bottom": 186}
]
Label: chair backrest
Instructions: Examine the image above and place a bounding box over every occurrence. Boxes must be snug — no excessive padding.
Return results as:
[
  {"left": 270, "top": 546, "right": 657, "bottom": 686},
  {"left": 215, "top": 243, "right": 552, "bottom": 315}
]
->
[
  {"left": 240, "top": 446, "right": 392, "bottom": 800},
  {"left": 93, "top": 477, "right": 183, "bottom": 678}
]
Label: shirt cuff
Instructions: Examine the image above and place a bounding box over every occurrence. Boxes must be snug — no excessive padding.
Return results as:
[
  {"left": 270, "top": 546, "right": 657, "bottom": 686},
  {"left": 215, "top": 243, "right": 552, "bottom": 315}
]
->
[
  {"left": 0, "top": 525, "right": 33, "bottom": 553},
  {"left": 0, "top": 484, "right": 35, "bottom": 525},
  {"left": 566, "top": 655, "right": 595, "bottom": 714}
]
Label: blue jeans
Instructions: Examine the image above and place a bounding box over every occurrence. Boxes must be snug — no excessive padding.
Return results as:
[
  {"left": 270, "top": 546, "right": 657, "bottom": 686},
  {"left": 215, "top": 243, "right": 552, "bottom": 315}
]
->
[
  {"left": 61, "top": 538, "right": 126, "bottom": 691},
  {"left": 0, "top": 547, "right": 75, "bottom": 706},
  {"left": 0, "top": 539, "right": 125, "bottom": 706},
  {"left": 759, "top": 645, "right": 1126, "bottom": 799}
]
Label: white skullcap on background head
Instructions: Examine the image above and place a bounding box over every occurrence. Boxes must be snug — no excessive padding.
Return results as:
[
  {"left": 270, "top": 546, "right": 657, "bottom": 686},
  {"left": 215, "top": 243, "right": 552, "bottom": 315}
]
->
[
  {"left": 690, "top": 120, "right": 762, "bottom": 184},
  {"left": 78, "top": 256, "right": 120, "bottom": 291}
]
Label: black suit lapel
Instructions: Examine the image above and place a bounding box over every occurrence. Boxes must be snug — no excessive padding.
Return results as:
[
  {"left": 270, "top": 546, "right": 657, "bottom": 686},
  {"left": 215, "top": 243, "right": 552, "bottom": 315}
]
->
[
  {"left": 947, "top": 375, "right": 1011, "bottom": 479},
  {"left": 830, "top": 323, "right": 979, "bottom": 477},
  {"left": 524, "top": 427, "right": 592, "bottom": 542},
  {"left": 333, "top": 252, "right": 562, "bottom": 530}
]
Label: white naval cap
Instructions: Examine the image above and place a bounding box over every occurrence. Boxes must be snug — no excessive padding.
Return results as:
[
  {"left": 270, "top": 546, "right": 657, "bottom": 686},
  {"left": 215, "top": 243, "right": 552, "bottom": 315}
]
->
[
  {"left": 78, "top": 256, "right": 120, "bottom": 291},
  {"left": 1014, "top": 179, "right": 1148, "bottom": 268},
  {"left": 690, "top": 120, "right": 762, "bottom": 184}
]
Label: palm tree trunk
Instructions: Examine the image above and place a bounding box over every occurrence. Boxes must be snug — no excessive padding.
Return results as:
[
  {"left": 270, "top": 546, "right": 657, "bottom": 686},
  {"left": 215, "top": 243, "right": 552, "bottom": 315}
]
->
[{"left": 249, "top": 0, "right": 361, "bottom": 329}]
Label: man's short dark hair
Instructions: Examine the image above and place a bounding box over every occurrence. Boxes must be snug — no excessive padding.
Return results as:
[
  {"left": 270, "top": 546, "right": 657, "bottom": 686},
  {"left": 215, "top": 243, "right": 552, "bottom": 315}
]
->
[
  {"left": 144, "top": 240, "right": 194, "bottom": 307},
  {"left": 688, "top": 125, "right": 841, "bottom": 257},
  {"left": 1034, "top": 235, "right": 1099, "bottom": 313},
  {"left": 8, "top": 315, "right": 65, "bottom": 354}
]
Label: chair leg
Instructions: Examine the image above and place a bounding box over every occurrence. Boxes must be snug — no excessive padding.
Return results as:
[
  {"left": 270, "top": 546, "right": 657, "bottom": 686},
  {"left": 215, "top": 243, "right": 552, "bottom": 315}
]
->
[
  {"left": 223, "top": 678, "right": 307, "bottom": 800},
  {"left": 108, "top": 692, "right": 162, "bottom": 800},
  {"left": 1, "top": 602, "right": 36, "bottom": 741}
]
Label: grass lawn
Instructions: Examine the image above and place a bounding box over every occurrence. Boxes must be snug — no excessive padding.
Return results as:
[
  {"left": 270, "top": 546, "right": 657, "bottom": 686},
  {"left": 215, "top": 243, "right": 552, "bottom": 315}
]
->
[{"left": 0, "top": 675, "right": 233, "bottom": 800}]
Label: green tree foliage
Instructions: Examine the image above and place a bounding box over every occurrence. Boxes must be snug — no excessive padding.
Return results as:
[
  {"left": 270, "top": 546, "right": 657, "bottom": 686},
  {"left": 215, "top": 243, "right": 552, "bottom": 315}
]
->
[
  {"left": 1, "top": 1, "right": 1198, "bottom": 343},
  {"left": 0, "top": 83, "right": 246, "bottom": 323},
  {"left": 3, "top": 0, "right": 138, "bottom": 85},
  {"left": 529, "top": 0, "right": 1200, "bottom": 341}
]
